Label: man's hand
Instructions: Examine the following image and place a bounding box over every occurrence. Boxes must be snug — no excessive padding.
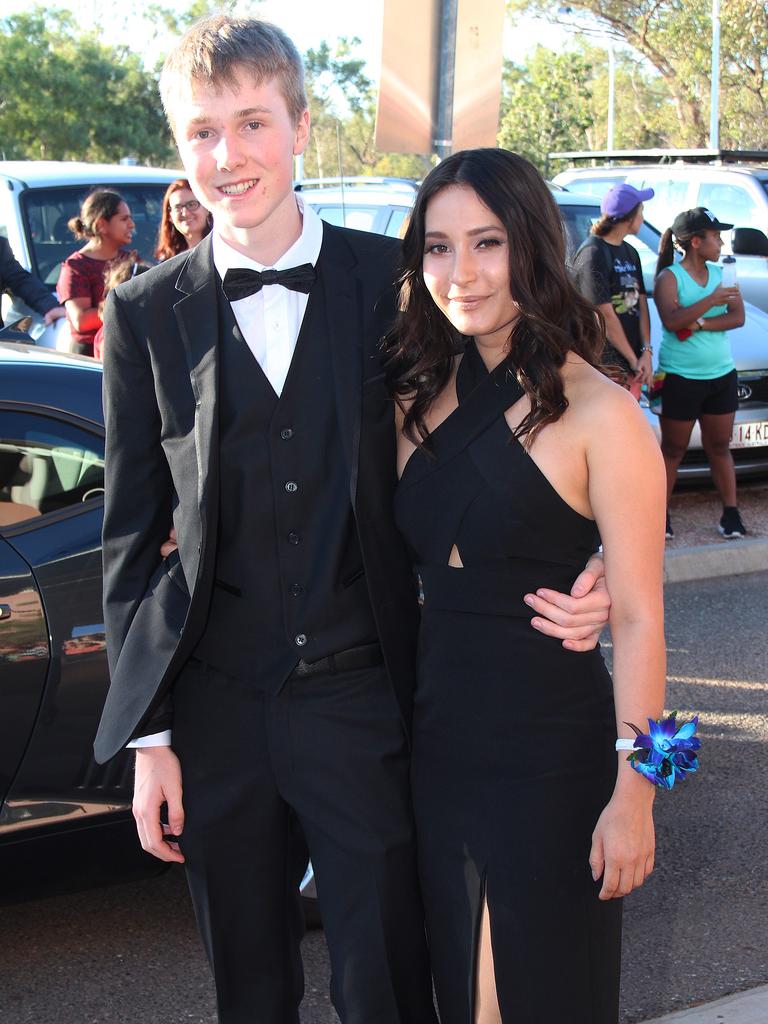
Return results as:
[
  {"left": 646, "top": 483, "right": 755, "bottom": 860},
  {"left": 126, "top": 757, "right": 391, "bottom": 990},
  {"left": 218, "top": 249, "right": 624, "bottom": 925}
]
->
[
  {"left": 133, "top": 746, "right": 185, "bottom": 864},
  {"left": 160, "top": 526, "right": 178, "bottom": 559},
  {"left": 524, "top": 552, "right": 610, "bottom": 651},
  {"left": 43, "top": 306, "right": 66, "bottom": 326}
]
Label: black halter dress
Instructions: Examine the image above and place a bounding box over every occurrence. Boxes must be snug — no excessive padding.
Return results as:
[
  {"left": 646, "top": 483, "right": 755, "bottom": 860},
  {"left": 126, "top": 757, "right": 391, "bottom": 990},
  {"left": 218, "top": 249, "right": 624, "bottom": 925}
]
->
[{"left": 394, "top": 341, "right": 622, "bottom": 1024}]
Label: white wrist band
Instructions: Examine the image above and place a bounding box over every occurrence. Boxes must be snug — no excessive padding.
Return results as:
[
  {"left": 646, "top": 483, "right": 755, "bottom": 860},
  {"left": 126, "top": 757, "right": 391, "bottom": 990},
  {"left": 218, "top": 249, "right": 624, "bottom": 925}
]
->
[{"left": 615, "top": 738, "right": 636, "bottom": 751}]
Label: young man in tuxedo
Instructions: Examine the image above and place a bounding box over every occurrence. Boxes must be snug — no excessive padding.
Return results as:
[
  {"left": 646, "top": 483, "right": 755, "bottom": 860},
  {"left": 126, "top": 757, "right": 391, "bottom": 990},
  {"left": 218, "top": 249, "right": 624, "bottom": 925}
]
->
[{"left": 94, "top": 15, "right": 611, "bottom": 1023}]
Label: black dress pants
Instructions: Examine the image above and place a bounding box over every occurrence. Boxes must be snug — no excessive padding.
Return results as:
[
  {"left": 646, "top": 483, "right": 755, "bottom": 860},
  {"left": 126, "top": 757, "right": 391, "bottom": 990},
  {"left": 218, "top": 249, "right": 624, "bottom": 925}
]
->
[{"left": 172, "top": 657, "right": 436, "bottom": 1024}]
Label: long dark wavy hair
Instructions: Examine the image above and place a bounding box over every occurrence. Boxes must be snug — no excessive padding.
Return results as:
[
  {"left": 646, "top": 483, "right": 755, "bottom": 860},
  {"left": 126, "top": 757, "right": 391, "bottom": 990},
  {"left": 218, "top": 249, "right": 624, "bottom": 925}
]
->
[{"left": 383, "top": 148, "right": 605, "bottom": 447}]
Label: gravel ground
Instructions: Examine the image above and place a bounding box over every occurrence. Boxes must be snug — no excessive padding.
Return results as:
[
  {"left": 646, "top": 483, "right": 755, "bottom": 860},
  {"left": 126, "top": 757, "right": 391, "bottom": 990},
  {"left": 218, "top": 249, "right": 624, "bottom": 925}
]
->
[{"left": 667, "top": 479, "right": 768, "bottom": 548}]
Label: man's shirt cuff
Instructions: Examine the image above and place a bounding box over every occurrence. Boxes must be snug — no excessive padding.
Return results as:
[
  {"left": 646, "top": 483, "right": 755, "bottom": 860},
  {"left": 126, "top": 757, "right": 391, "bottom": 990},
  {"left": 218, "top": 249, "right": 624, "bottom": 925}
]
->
[{"left": 127, "top": 730, "right": 172, "bottom": 748}]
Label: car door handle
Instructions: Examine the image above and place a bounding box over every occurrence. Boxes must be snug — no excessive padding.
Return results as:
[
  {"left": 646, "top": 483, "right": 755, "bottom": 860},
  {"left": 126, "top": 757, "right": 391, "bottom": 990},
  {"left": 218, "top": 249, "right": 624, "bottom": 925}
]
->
[{"left": 0, "top": 604, "right": 11, "bottom": 621}]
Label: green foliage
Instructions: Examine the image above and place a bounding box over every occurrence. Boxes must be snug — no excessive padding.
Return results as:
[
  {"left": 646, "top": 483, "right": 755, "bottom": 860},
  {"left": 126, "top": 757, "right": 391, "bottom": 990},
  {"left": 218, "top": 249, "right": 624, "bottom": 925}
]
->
[
  {"left": 144, "top": 0, "right": 240, "bottom": 36},
  {"left": 302, "top": 36, "right": 429, "bottom": 181},
  {"left": 498, "top": 47, "right": 595, "bottom": 173},
  {"left": 0, "top": 5, "right": 426, "bottom": 179},
  {"left": 507, "top": 0, "right": 768, "bottom": 149},
  {"left": 0, "top": 8, "right": 174, "bottom": 164}
]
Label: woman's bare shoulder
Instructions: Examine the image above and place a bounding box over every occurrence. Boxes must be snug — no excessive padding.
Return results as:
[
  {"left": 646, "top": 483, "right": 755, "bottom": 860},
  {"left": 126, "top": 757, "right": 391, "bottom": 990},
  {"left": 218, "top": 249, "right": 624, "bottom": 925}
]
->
[{"left": 562, "top": 355, "right": 645, "bottom": 429}]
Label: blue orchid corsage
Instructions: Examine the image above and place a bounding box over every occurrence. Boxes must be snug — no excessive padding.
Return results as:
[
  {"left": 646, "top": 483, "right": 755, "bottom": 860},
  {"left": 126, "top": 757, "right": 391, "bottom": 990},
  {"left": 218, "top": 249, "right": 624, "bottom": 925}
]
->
[{"left": 620, "top": 712, "right": 701, "bottom": 790}]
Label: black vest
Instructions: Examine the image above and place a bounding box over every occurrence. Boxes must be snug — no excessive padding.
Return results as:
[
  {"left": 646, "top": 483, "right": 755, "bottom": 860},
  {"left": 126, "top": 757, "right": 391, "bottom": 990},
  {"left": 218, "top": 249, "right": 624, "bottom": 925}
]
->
[{"left": 193, "top": 270, "right": 379, "bottom": 686}]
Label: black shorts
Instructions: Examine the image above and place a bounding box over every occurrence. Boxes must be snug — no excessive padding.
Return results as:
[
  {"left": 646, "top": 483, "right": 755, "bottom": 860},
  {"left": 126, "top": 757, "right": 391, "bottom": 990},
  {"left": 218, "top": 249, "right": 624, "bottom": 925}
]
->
[{"left": 661, "top": 369, "right": 738, "bottom": 421}]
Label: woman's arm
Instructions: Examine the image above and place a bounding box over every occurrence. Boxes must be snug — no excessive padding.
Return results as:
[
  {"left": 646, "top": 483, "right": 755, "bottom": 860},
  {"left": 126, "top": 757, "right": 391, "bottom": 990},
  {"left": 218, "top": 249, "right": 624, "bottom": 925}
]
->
[
  {"left": 635, "top": 294, "right": 653, "bottom": 385},
  {"left": 700, "top": 287, "right": 745, "bottom": 331},
  {"left": 595, "top": 302, "right": 639, "bottom": 369},
  {"left": 64, "top": 296, "right": 101, "bottom": 333},
  {"left": 654, "top": 269, "right": 739, "bottom": 331},
  {"left": 583, "top": 384, "right": 667, "bottom": 900}
]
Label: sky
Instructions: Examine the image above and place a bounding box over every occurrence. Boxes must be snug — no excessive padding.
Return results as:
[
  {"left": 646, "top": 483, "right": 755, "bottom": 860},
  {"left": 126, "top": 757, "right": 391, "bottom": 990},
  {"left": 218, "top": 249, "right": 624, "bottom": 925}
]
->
[{"left": 5, "top": 0, "right": 576, "bottom": 77}]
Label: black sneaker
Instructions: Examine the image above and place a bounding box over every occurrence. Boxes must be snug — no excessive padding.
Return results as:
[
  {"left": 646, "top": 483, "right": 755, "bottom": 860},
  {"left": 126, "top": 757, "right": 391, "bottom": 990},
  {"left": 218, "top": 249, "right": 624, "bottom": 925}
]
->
[
  {"left": 719, "top": 507, "right": 747, "bottom": 539},
  {"left": 665, "top": 512, "right": 674, "bottom": 539}
]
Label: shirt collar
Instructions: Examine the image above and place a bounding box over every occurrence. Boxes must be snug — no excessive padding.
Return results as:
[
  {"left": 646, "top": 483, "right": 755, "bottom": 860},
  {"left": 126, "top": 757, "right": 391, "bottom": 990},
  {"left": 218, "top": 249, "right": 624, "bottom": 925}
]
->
[{"left": 211, "top": 194, "right": 323, "bottom": 280}]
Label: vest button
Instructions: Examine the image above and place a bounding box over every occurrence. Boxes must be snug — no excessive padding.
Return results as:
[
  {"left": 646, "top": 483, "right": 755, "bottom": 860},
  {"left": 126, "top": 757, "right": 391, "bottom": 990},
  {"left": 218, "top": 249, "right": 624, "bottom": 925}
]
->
[
  {"left": 295, "top": 633, "right": 307, "bottom": 647},
  {"left": 289, "top": 583, "right": 303, "bottom": 597},
  {"left": 280, "top": 427, "right": 294, "bottom": 440},
  {"left": 285, "top": 480, "right": 298, "bottom": 493},
  {"left": 288, "top": 531, "right": 300, "bottom": 545}
]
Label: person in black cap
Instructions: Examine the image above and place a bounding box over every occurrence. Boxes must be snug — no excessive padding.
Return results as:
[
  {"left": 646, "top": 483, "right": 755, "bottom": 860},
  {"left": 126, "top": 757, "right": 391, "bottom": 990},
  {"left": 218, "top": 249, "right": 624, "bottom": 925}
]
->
[
  {"left": 654, "top": 207, "right": 745, "bottom": 539},
  {"left": 571, "top": 183, "right": 655, "bottom": 398},
  {"left": 0, "top": 236, "right": 65, "bottom": 330}
]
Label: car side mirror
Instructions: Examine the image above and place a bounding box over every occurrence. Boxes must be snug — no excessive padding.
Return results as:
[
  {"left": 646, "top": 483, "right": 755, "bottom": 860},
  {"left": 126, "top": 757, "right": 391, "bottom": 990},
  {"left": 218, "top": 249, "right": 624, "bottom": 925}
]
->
[{"left": 731, "top": 227, "right": 768, "bottom": 257}]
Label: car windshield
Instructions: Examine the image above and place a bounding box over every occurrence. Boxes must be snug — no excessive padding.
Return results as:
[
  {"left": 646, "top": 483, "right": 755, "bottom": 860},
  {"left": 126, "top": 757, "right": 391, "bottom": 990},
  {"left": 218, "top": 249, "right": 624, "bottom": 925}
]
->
[{"left": 20, "top": 184, "right": 169, "bottom": 286}]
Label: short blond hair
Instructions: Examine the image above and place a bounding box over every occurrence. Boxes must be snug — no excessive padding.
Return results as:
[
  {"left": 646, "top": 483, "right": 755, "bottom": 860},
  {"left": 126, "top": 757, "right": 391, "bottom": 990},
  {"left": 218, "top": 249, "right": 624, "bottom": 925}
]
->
[{"left": 160, "top": 14, "right": 308, "bottom": 131}]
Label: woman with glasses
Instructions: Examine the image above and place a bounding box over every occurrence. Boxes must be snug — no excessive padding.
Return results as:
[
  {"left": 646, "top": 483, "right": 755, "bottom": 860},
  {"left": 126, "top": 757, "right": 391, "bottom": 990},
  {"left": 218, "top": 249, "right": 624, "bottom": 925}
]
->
[{"left": 155, "top": 178, "right": 211, "bottom": 261}]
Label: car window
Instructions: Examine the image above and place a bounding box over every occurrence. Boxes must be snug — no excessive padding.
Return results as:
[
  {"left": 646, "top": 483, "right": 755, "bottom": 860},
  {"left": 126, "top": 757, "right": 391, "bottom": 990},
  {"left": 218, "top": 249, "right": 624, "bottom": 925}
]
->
[
  {"left": 384, "top": 207, "right": 411, "bottom": 238},
  {"left": 309, "top": 204, "right": 380, "bottom": 232},
  {"left": 0, "top": 411, "right": 104, "bottom": 528},
  {"left": 626, "top": 175, "right": 690, "bottom": 233},
  {"left": 558, "top": 204, "right": 601, "bottom": 260},
  {"left": 20, "top": 184, "right": 170, "bottom": 286},
  {"left": 696, "top": 182, "right": 759, "bottom": 231},
  {"left": 562, "top": 176, "right": 624, "bottom": 199},
  {"left": 625, "top": 219, "right": 660, "bottom": 256}
]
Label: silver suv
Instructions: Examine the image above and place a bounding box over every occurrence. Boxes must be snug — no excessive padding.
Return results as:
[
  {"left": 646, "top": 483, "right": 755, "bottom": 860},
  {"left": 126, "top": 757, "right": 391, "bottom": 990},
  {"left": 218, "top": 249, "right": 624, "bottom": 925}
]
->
[
  {"left": 552, "top": 160, "right": 768, "bottom": 313},
  {"left": 295, "top": 177, "right": 418, "bottom": 237}
]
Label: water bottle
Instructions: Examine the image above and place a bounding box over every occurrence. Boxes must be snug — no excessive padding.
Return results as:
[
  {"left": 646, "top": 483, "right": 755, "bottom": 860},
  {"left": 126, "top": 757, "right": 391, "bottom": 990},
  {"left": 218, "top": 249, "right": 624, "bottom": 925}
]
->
[{"left": 721, "top": 255, "right": 738, "bottom": 288}]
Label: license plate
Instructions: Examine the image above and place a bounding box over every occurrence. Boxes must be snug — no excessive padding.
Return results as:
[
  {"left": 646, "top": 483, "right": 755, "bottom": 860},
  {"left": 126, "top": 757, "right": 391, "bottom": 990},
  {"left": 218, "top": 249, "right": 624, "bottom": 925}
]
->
[{"left": 732, "top": 420, "right": 768, "bottom": 448}]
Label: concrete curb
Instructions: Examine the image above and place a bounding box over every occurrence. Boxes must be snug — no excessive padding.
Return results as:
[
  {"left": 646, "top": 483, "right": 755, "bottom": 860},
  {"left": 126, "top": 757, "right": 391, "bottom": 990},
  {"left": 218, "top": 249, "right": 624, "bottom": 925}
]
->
[
  {"left": 664, "top": 537, "right": 768, "bottom": 583},
  {"left": 640, "top": 984, "right": 768, "bottom": 1022}
]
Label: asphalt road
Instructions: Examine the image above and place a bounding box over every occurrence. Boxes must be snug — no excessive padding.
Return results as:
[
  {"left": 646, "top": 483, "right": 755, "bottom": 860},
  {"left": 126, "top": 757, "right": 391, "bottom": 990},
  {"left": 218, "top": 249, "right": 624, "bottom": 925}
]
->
[{"left": 1, "top": 572, "right": 765, "bottom": 1024}]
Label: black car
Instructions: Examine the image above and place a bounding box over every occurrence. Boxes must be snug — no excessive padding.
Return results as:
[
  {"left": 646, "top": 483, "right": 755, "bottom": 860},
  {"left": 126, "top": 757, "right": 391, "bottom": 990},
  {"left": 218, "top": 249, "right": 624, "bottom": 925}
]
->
[
  {"left": 0, "top": 340, "right": 156, "bottom": 898},
  {"left": 0, "top": 339, "right": 322, "bottom": 917}
]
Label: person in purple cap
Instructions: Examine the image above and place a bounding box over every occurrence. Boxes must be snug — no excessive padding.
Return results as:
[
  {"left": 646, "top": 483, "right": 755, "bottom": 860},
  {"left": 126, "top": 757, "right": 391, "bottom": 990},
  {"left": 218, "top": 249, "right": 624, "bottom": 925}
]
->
[{"left": 571, "top": 183, "right": 655, "bottom": 399}]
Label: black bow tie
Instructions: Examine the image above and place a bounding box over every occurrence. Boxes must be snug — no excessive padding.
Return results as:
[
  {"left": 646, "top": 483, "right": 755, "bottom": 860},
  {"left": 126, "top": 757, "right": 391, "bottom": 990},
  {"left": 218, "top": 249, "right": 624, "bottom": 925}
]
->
[{"left": 222, "top": 263, "right": 317, "bottom": 302}]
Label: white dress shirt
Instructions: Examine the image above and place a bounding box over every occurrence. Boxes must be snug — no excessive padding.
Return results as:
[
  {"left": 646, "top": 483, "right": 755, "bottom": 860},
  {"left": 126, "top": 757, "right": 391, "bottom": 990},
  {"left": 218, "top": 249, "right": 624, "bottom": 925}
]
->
[{"left": 128, "top": 197, "right": 324, "bottom": 750}]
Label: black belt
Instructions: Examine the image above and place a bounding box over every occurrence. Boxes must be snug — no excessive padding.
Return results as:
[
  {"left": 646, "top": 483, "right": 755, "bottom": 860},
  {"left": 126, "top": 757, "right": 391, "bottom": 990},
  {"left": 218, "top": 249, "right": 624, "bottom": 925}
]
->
[{"left": 290, "top": 642, "right": 383, "bottom": 678}]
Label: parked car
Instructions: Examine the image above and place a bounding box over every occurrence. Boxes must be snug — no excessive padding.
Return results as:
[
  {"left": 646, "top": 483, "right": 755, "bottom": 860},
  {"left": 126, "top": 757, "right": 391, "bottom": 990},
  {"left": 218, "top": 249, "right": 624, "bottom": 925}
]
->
[
  {"left": 295, "top": 176, "right": 418, "bottom": 237},
  {"left": 0, "top": 161, "right": 180, "bottom": 348},
  {"left": 552, "top": 160, "right": 768, "bottom": 313},
  {"left": 0, "top": 334, "right": 321, "bottom": 915}
]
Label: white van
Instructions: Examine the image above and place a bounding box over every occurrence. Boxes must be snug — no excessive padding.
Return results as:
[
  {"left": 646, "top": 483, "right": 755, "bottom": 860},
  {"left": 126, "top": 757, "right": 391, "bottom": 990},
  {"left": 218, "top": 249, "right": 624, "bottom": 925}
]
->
[{"left": 0, "top": 161, "right": 180, "bottom": 347}]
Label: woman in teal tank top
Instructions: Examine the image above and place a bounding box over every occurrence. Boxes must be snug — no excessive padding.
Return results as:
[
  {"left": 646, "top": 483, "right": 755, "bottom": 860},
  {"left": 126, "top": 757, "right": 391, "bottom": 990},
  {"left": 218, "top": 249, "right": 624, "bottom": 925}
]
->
[{"left": 654, "top": 207, "right": 746, "bottom": 539}]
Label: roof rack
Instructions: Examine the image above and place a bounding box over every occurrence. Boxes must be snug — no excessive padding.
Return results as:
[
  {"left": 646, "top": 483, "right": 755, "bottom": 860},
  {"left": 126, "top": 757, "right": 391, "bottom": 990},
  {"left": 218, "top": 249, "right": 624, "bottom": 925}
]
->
[
  {"left": 294, "top": 176, "right": 419, "bottom": 193},
  {"left": 549, "top": 148, "right": 768, "bottom": 166}
]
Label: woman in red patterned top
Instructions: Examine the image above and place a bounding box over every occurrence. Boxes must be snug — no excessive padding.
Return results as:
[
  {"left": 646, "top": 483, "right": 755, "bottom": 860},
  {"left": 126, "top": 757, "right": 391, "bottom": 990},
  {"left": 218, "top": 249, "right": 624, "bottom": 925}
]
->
[{"left": 57, "top": 190, "right": 135, "bottom": 355}]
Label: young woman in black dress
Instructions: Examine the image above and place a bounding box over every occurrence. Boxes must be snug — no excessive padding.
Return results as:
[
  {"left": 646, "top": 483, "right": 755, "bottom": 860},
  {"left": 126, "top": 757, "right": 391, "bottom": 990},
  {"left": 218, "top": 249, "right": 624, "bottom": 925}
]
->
[{"left": 385, "top": 149, "right": 667, "bottom": 1024}]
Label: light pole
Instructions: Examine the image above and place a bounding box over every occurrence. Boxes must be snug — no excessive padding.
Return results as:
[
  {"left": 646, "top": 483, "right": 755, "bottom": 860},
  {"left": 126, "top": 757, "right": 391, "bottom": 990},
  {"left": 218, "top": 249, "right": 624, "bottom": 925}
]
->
[
  {"left": 606, "top": 38, "right": 615, "bottom": 151},
  {"left": 709, "top": 0, "right": 720, "bottom": 150},
  {"left": 558, "top": 6, "right": 615, "bottom": 152}
]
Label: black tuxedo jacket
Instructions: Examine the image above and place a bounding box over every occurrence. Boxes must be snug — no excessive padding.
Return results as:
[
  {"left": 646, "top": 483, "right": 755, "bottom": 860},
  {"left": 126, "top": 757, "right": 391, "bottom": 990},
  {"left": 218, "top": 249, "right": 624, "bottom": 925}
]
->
[
  {"left": 0, "top": 237, "right": 59, "bottom": 327},
  {"left": 93, "top": 227, "right": 419, "bottom": 764}
]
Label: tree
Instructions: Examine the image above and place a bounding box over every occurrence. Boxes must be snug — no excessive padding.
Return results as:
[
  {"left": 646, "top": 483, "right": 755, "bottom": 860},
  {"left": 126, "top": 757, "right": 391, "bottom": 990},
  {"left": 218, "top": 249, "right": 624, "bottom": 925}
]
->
[
  {"left": 303, "top": 37, "right": 432, "bottom": 181},
  {"left": 507, "top": 0, "right": 768, "bottom": 149},
  {"left": 0, "top": 8, "right": 174, "bottom": 164},
  {"left": 498, "top": 48, "right": 595, "bottom": 173}
]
